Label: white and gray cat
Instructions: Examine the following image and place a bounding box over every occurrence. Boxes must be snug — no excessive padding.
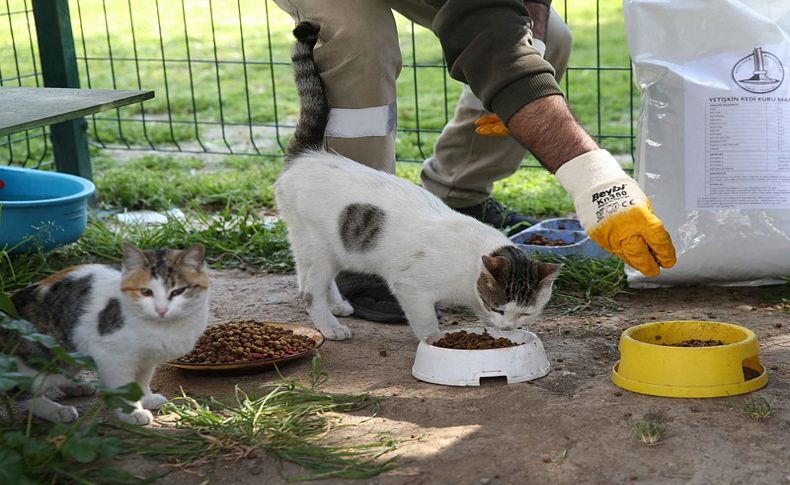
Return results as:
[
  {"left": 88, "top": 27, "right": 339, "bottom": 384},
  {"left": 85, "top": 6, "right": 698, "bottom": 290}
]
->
[
  {"left": 276, "top": 22, "right": 562, "bottom": 341},
  {"left": 4, "top": 243, "right": 209, "bottom": 424}
]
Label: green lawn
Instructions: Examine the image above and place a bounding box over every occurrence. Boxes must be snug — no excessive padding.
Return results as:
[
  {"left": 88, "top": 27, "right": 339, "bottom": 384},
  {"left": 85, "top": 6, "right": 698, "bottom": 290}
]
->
[{"left": 1, "top": 0, "right": 636, "bottom": 163}]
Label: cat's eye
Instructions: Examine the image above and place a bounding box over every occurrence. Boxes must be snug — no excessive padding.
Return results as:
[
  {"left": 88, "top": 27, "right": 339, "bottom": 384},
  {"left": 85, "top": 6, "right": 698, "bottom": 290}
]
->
[
  {"left": 169, "top": 287, "right": 187, "bottom": 299},
  {"left": 140, "top": 288, "right": 153, "bottom": 297},
  {"left": 492, "top": 309, "right": 504, "bottom": 315}
]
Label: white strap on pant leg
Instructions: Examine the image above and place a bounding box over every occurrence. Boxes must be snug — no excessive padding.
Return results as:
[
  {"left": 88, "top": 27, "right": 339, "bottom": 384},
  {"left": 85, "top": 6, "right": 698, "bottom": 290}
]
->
[{"left": 325, "top": 101, "right": 397, "bottom": 138}]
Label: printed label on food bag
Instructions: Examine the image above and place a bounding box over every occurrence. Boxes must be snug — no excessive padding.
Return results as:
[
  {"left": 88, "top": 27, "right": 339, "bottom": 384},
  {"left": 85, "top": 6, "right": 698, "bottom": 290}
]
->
[{"left": 685, "top": 45, "right": 790, "bottom": 210}]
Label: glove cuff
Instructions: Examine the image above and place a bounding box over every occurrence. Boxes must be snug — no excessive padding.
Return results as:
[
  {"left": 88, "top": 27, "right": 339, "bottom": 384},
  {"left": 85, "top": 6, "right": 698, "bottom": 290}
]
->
[{"left": 554, "top": 149, "right": 629, "bottom": 198}]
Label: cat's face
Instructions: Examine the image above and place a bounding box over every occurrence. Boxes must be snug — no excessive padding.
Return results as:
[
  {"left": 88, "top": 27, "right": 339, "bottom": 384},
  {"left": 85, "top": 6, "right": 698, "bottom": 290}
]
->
[
  {"left": 476, "top": 246, "right": 562, "bottom": 328},
  {"left": 120, "top": 243, "right": 209, "bottom": 321}
]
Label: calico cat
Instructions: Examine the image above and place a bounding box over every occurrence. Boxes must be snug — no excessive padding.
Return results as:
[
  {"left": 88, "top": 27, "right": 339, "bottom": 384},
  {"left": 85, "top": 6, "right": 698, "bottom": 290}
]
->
[
  {"left": 275, "top": 21, "right": 563, "bottom": 341},
  {"left": 4, "top": 243, "right": 209, "bottom": 425}
]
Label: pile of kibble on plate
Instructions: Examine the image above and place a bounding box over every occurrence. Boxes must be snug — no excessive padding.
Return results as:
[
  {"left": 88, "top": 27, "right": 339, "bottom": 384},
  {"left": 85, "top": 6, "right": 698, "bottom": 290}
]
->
[{"left": 176, "top": 320, "right": 317, "bottom": 364}]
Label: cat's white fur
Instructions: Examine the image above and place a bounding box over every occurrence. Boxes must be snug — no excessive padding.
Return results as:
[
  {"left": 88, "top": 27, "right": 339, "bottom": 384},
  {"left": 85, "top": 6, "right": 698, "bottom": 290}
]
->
[
  {"left": 276, "top": 150, "right": 557, "bottom": 341},
  {"left": 18, "top": 264, "right": 209, "bottom": 425}
]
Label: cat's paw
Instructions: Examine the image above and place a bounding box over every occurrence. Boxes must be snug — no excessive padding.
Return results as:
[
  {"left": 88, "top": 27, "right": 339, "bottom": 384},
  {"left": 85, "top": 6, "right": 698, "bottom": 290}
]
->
[
  {"left": 60, "top": 382, "right": 97, "bottom": 397},
  {"left": 330, "top": 300, "right": 354, "bottom": 317},
  {"left": 141, "top": 393, "right": 168, "bottom": 410},
  {"left": 116, "top": 408, "right": 155, "bottom": 426},
  {"left": 45, "top": 405, "right": 79, "bottom": 423},
  {"left": 321, "top": 325, "right": 353, "bottom": 341}
]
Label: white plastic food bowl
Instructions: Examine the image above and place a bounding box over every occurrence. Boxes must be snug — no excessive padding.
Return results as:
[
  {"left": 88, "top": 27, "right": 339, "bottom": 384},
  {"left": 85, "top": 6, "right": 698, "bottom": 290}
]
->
[{"left": 412, "top": 327, "right": 551, "bottom": 386}]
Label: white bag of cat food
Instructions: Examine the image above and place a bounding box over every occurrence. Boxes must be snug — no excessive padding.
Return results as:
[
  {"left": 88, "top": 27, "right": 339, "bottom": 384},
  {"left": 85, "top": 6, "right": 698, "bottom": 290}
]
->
[{"left": 623, "top": 0, "right": 790, "bottom": 287}]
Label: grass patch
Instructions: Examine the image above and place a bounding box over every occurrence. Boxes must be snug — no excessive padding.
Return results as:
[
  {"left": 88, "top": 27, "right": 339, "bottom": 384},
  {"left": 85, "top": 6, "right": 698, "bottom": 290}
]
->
[
  {"left": 159, "top": 357, "right": 398, "bottom": 480},
  {"left": 2, "top": 297, "right": 398, "bottom": 482},
  {"left": 0, "top": 211, "right": 293, "bottom": 293},
  {"left": 93, "top": 154, "right": 281, "bottom": 211},
  {"left": 541, "top": 255, "right": 627, "bottom": 314},
  {"left": 1, "top": 356, "right": 398, "bottom": 483},
  {"left": 397, "top": 163, "right": 574, "bottom": 218},
  {"left": 631, "top": 419, "right": 665, "bottom": 446},
  {"left": 738, "top": 395, "right": 772, "bottom": 420}
]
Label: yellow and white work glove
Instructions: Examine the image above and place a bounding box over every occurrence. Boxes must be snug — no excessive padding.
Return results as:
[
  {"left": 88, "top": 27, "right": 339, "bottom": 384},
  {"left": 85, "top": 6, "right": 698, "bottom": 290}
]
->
[{"left": 555, "top": 149, "right": 676, "bottom": 277}]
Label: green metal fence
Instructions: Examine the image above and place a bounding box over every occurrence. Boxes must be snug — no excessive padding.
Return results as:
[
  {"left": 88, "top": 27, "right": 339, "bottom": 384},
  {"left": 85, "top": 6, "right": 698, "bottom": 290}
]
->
[{"left": 1, "top": 0, "right": 636, "bottom": 173}]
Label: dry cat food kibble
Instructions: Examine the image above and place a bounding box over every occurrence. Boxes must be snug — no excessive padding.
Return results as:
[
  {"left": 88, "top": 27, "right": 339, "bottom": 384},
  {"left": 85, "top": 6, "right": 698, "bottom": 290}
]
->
[
  {"left": 176, "top": 320, "right": 317, "bottom": 364},
  {"left": 432, "top": 329, "right": 522, "bottom": 350},
  {"left": 525, "top": 234, "right": 567, "bottom": 246},
  {"left": 662, "top": 339, "right": 725, "bottom": 347}
]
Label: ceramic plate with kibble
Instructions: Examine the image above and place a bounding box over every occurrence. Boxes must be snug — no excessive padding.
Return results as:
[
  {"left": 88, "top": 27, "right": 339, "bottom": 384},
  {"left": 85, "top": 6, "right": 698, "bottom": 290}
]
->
[{"left": 168, "top": 320, "right": 324, "bottom": 374}]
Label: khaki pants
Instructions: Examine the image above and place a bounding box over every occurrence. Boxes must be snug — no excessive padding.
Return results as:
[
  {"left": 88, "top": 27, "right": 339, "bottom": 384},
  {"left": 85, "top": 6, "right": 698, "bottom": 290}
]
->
[{"left": 273, "top": 0, "right": 572, "bottom": 208}]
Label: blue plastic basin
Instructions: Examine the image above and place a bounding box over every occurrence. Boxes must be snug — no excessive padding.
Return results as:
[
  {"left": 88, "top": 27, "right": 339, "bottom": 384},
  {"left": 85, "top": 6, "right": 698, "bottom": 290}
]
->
[
  {"left": 510, "top": 218, "right": 611, "bottom": 258},
  {"left": 536, "top": 218, "right": 583, "bottom": 232},
  {"left": 0, "top": 166, "right": 95, "bottom": 253}
]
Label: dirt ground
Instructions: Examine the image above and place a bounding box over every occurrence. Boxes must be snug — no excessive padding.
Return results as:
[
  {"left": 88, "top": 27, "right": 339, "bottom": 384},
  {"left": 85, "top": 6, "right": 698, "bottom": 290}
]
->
[{"left": 72, "top": 270, "right": 790, "bottom": 484}]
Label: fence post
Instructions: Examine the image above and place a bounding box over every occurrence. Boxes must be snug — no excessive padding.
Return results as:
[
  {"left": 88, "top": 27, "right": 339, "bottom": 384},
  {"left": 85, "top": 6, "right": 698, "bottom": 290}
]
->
[{"left": 32, "top": 0, "right": 92, "bottom": 180}]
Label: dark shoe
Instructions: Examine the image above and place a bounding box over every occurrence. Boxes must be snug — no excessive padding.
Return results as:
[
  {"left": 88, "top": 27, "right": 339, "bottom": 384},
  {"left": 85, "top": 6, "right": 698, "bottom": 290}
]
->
[
  {"left": 335, "top": 271, "right": 407, "bottom": 323},
  {"left": 335, "top": 271, "right": 442, "bottom": 324},
  {"left": 454, "top": 197, "right": 540, "bottom": 236}
]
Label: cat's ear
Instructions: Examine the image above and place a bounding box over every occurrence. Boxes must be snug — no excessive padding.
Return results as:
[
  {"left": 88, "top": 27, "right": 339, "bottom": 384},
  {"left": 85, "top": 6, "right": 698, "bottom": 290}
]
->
[
  {"left": 536, "top": 262, "right": 563, "bottom": 286},
  {"left": 122, "top": 242, "right": 149, "bottom": 271},
  {"left": 178, "top": 244, "right": 206, "bottom": 271},
  {"left": 481, "top": 255, "right": 509, "bottom": 283}
]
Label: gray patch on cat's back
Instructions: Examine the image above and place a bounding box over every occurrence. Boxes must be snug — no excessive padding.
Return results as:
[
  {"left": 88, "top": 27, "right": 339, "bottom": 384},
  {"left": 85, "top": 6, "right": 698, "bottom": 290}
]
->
[
  {"left": 98, "top": 298, "right": 125, "bottom": 336},
  {"left": 5, "top": 275, "right": 93, "bottom": 368},
  {"left": 338, "top": 203, "right": 386, "bottom": 252},
  {"left": 40, "top": 275, "right": 94, "bottom": 343}
]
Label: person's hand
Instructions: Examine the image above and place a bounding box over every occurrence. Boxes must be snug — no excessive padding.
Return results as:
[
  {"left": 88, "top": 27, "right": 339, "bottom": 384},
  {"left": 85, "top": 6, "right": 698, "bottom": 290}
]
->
[{"left": 555, "top": 149, "right": 676, "bottom": 277}]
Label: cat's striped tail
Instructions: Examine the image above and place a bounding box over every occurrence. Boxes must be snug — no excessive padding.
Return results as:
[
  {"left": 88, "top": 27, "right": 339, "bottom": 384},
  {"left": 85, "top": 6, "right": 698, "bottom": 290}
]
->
[{"left": 287, "top": 21, "right": 329, "bottom": 159}]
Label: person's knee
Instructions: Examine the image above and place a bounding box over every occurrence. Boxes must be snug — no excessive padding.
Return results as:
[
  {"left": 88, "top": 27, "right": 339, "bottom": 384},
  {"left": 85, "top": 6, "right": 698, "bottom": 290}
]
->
[
  {"left": 319, "top": 17, "right": 402, "bottom": 85},
  {"left": 546, "top": 17, "right": 572, "bottom": 60},
  {"left": 544, "top": 12, "right": 572, "bottom": 80}
]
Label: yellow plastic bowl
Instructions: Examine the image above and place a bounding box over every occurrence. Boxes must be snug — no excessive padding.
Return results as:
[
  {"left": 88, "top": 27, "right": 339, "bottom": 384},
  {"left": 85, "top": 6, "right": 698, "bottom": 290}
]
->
[{"left": 611, "top": 321, "right": 768, "bottom": 398}]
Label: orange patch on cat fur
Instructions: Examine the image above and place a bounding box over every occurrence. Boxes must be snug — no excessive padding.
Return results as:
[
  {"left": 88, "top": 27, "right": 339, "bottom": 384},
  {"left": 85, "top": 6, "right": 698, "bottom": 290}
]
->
[
  {"left": 120, "top": 269, "right": 152, "bottom": 300},
  {"left": 180, "top": 268, "right": 209, "bottom": 289},
  {"left": 40, "top": 266, "right": 81, "bottom": 286},
  {"left": 173, "top": 246, "right": 209, "bottom": 288}
]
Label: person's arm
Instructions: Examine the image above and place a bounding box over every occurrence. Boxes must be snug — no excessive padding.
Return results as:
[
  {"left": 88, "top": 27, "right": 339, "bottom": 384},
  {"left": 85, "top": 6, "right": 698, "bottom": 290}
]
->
[
  {"left": 430, "top": 0, "right": 676, "bottom": 276},
  {"left": 431, "top": 0, "right": 560, "bottom": 122},
  {"left": 508, "top": 96, "right": 676, "bottom": 277},
  {"left": 507, "top": 95, "right": 595, "bottom": 173}
]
